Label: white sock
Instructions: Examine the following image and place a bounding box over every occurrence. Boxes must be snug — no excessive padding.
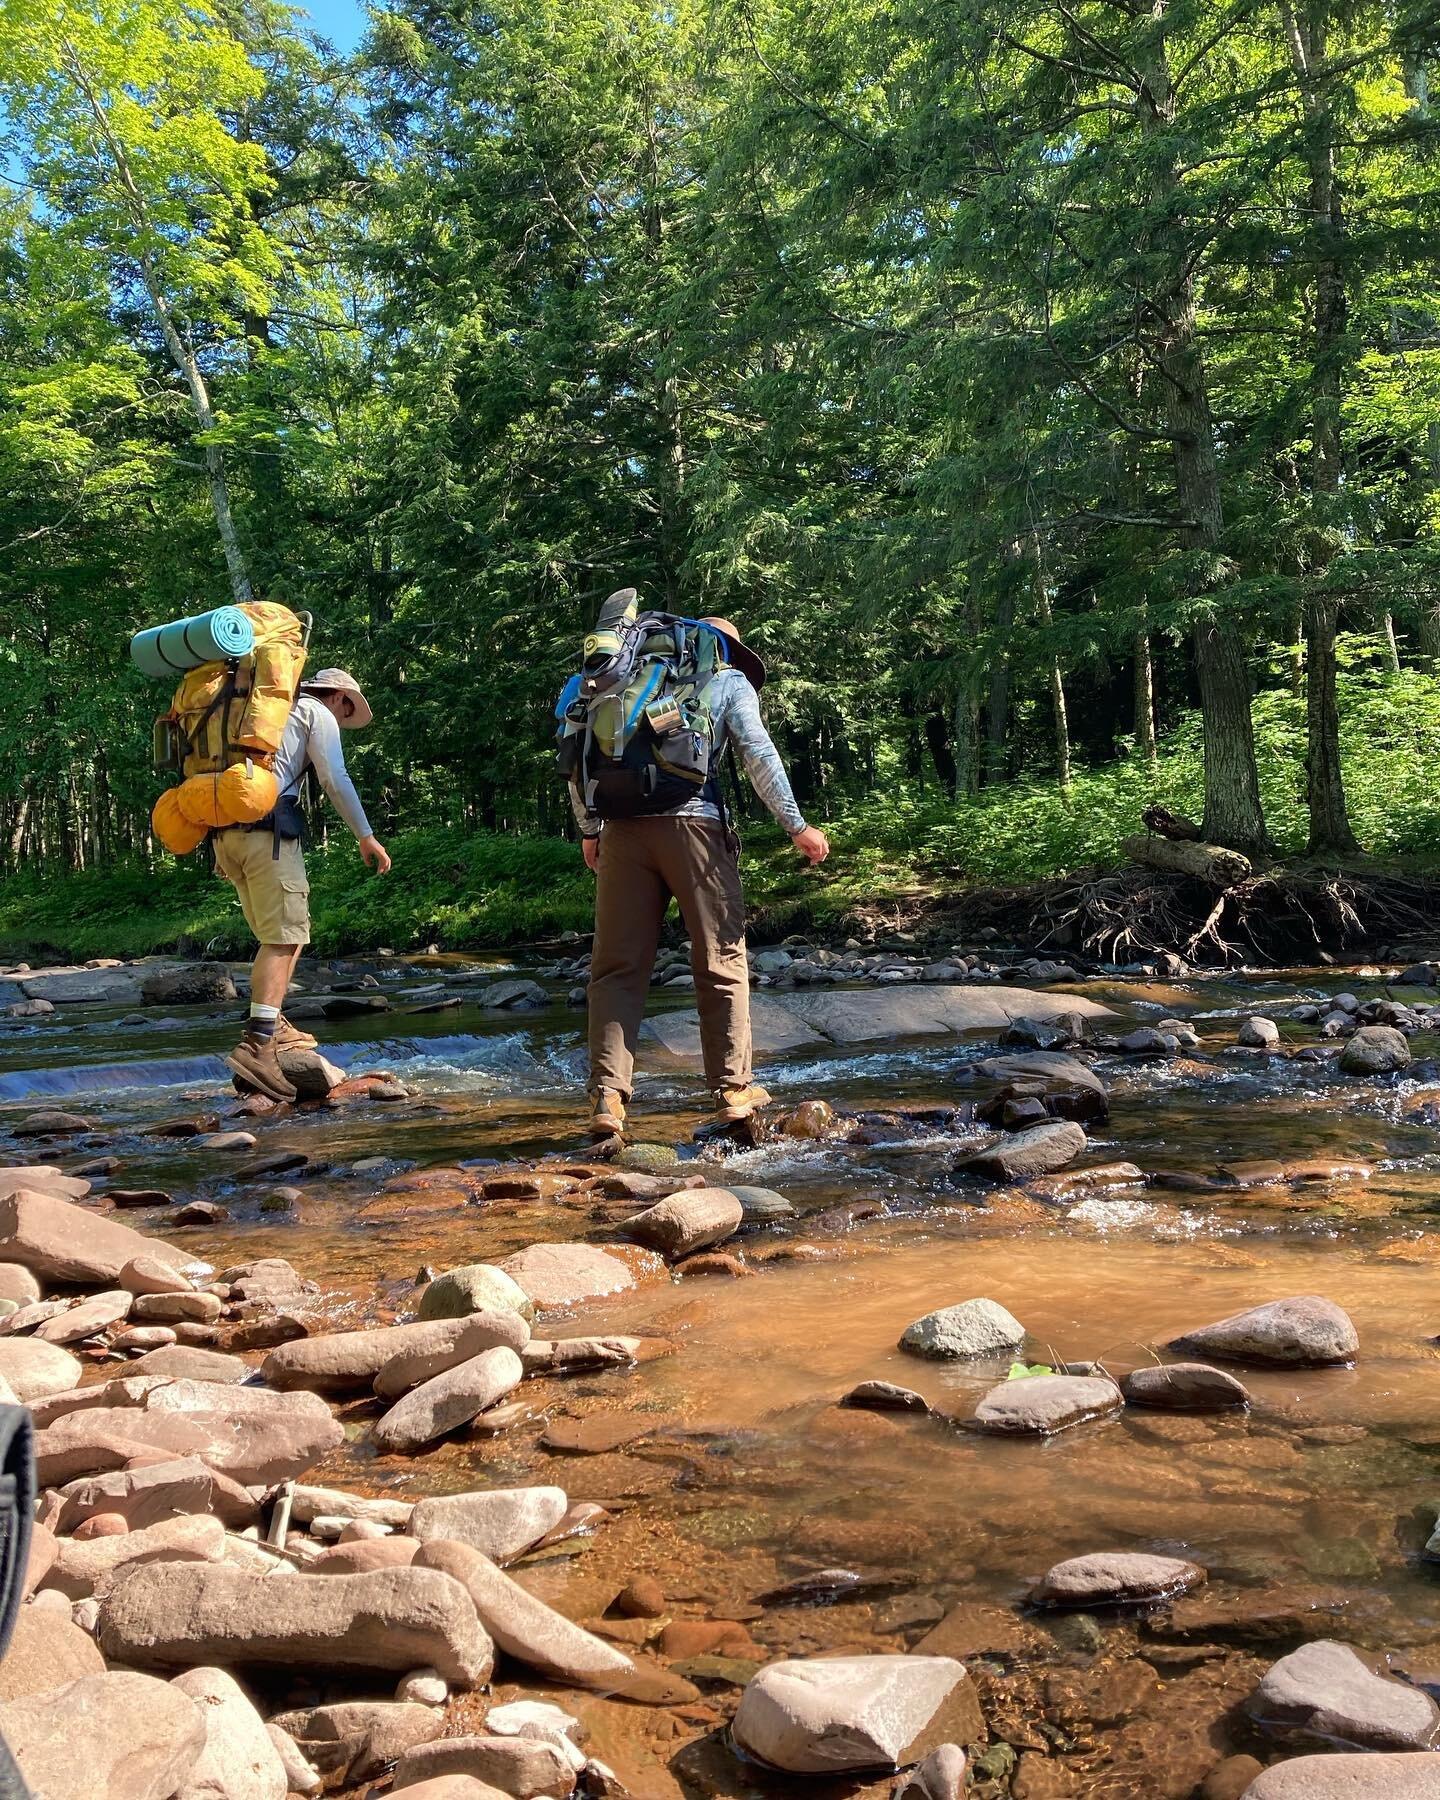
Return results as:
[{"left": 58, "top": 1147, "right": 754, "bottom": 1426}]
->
[{"left": 248, "top": 1002, "right": 280, "bottom": 1041}]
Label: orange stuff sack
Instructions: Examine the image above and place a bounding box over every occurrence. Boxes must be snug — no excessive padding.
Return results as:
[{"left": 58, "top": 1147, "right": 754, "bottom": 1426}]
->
[
  {"left": 174, "top": 763, "right": 279, "bottom": 829},
  {"left": 151, "top": 788, "right": 210, "bottom": 856}
]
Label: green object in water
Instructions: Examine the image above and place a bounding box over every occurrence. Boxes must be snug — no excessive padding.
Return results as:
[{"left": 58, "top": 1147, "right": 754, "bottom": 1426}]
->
[
  {"left": 1007, "top": 1362, "right": 1055, "bottom": 1380},
  {"left": 617, "top": 1142, "right": 681, "bottom": 1173}
]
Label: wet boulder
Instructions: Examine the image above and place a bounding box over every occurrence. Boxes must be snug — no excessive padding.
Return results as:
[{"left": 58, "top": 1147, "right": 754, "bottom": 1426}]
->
[
  {"left": 170, "top": 1666, "right": 288, "bottom": 1800},
  {"left": 968, "top": 1374, "right": 1122, "bottom": 1436},
  {"left": 412, "top": 1541, "right": 633, "bottom": 1688},
  {"left": 478, "top": 979, "right": 548, "bottom": 1010},
  {"left": 1239, "top": 1752, "right": 1440, "bottom": 1797},
  {"left": 371, "top": 1345, "right": 524, "bottom": 1455},
  {"left": 731, "top": 1654, "right": 972, "bottom": 1774},
  {"left": 1031, "top": 1552, "right": 1206, "bottom": 1609},
  {"left": 724, "top": 1184, "right": 795, "bottom": 1222},
  {"left": 0, "top": 1189, "right": 193, "bottom": 1285},
  {"left": 955, "top": 1120, "right": 1087, "bottom": 1183},
  {"left": 98, "top": 1563, "right": 494, "bottom": 1687},
  {"left": 621, "top": 1188, "right": 742, "bottom": 1259},
  {"left": 1169, "top": 1296, "right": 1357, "bottom": 1367},
  {"left": 1237, "top": 1017, "right": 1280, "bottom": 1049},
  {"left": 140, "top": 963, "right": 236, "bottom": 1006},
  {"left": 416, "top": 1264, "right": 534, "bottom": 1324},
  {"left": 900, "top": 1298, "right": 1025, "bottom": 1360},
  {"left": 407, "top": 1487, "right": 568, "bottom": 1562},
  {"left": 1121, "top": 1362, "right": 1251, "bottom": 1412},
  {"left": 1249, "top": 1640, "right": 1440, "bottom": 1751},
  {"left": 0, "top": 1670, "right": 206, "bottom": 1800},
  {"left": 974, "top": 1052, "right": 1108, "bottom": 1126},
  {"left": 1339, "top": 1025, "right": 1412, "bottom": 1076}
]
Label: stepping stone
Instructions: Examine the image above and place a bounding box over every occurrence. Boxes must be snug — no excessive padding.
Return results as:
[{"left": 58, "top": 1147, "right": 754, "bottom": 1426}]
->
[
  {"left": 1121, "top": 1363, "right": 1251, "bottom": 1412},
  {"left": 968, "top": 1374, "right": 1122, "bottom": 1437},
  {"left": 1240, "top": 1752, "right": 1440, "bottom": 1797},
  {"left": 1169, "top": 1296, "right": 1357, "bottom": 1367},
  {"left": 900, "top": 1298, "right": 1025, "bottom": 1360},
  {"left": 1249, "top": 1639, "right": 1440, "bottom": 1751},
  {"left": 1031, "top": 1552, "right": 1206, "bottom": 1609}
]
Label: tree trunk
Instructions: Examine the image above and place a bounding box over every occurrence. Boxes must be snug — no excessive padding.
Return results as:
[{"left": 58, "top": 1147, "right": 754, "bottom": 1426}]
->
[
  {"left": 983, "top": 568, "right": 1015, "bottom": 785},
  {"left": 1133, "top": 626, "right": 1157, "bottom": 762},
  {"left": 924, "top": 711, "right": 957, "bottom": 792},
  {"left": 1138, "top": 7, "right": 1268, "bottom": 855},
  {"left": 1279, "top": 0, "right": 1358, "bottom": 854},
  {"left": 1122, "top": 833, "right": 1252, "bottom": 885},
  {"left": 953, "top": 665, "right": 981, "bottom": 798},
  {"left": 1029, "top": 534, "right": 1071, "bottom": 784}
]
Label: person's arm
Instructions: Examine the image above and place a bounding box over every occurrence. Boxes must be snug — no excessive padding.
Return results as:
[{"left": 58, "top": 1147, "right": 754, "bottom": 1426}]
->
[
  {"left": 305, "top": 705, "right": 389, "bottom": 870},
  {"left": 569, "top": 781, "right": 601, "bottom": 871},
  {"left": 724, "top": 680, "right": 829, "bottom": 862}
]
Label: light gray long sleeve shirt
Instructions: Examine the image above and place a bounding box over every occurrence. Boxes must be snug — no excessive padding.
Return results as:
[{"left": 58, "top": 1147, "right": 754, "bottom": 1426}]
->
[
  {"left": 273, "top": 695, "right": 373, "bottom": 840},
  {"left": 570, "top": 668, "right": 806, "bottom": 838}
]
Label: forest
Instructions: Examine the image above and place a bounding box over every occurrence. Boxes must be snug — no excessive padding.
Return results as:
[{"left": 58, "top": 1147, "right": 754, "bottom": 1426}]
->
[{"left": 2, "top": 0, "right": 1440, "bottom": 941}]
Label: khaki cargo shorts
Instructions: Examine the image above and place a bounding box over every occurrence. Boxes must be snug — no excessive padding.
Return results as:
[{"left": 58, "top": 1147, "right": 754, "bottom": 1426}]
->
[{"left": 212, "top": 829, "right": 311, "bottom": 946}]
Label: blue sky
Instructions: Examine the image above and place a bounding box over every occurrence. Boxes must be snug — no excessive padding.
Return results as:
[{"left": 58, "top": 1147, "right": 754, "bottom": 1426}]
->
[{"left": 296, "top": 0, "right": 370, "bottom": 52}]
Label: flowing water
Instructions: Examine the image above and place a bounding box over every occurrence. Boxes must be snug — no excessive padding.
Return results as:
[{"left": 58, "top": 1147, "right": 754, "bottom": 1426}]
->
[{"left": 6, "top": 960, "right": 1440, "bottom": 1797}]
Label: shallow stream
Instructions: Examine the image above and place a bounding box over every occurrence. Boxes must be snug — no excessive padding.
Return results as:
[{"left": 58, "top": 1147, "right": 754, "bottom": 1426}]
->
[{"left": 6, "top": 958, "right": 1440, "bottom": 1797}]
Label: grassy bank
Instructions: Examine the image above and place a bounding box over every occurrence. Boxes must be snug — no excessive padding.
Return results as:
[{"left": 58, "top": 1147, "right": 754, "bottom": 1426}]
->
[{"left": 8, "top": 674, "right": 1440, "bottom": 964}]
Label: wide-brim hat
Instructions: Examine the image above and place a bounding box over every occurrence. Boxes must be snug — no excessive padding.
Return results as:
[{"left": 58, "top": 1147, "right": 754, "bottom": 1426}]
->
[
  {"left": 301, "top": 667, "right": 373, "bottom": 729},
  {"left": 698, "top": 616, "right": 767, "bottom": 690}
]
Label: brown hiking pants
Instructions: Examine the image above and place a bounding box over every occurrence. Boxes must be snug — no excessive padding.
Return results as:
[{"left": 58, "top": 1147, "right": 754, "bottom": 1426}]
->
[{"left": 588, "top": 818, "right": 751, "bottom": 1098}]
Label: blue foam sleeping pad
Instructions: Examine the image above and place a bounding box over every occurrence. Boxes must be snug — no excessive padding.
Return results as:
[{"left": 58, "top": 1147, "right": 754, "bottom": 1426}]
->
[{"left": 130, "top": 606, "right": 254, "bottom": 678}]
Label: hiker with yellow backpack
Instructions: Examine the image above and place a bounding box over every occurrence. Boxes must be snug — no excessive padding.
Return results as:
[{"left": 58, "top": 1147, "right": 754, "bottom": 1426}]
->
[{"left": 134, "top": 604, "right": 389, "bottom": 1104}]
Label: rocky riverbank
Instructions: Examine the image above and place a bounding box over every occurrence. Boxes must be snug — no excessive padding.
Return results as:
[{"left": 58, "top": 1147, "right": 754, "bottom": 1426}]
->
[{"left": 3, "top": 951, "right": 1440, "bottom": 1798}]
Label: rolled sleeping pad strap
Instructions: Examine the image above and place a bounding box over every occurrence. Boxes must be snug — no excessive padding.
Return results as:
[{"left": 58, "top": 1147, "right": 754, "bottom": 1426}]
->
[
  {"left": 130, "top": 606, "right": 255, "bottom": 678},
  {"left": 0, "top": 1405, "right": 33, "bottom": 1657}
]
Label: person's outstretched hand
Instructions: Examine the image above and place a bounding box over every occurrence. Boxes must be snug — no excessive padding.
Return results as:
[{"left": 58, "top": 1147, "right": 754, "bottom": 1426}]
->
[
  {"left": 583, "top": 837, "right": 601, "bottom": 873},
  {"left": 360, "top": 834, "right": 392, "bottom": 874},
  {"left": 791, "top": 825, "right": 830, "bottom": 864}
]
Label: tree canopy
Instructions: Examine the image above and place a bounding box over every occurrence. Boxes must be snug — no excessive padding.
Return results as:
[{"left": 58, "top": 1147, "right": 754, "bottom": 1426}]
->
[{"left": 1, "top": 0, "right": 1438, "bottom": 874}]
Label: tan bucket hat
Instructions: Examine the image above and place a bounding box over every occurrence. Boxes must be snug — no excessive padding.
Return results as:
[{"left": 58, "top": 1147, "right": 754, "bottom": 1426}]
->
[
  {"left": 698, "top": 617, "right": 767, "bottom": 690},
  {"left": 301, "top": 667, "right": 373, "bottom": 729}
]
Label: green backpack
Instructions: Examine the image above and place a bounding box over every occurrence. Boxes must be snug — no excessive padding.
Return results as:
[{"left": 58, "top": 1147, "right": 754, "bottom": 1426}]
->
[{"left": 555, "top": 588, "right": 729, "bottom": 818}]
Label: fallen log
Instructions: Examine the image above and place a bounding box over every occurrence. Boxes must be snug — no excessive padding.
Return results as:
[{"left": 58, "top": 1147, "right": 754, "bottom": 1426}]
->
[
  {"left": 1141, "top": 804, "right": 1202, "bottom": 842},
  {"left": 1121, "top": 834, "right": 1251, "bottom": 887}
]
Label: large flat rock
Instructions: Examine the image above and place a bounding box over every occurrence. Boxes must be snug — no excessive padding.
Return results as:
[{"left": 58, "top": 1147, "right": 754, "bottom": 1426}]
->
[
  {"left": 640, "top": 985, "right": 1113, "bottom": 1063},
  {"left": 17, "top": 966, "right": 144, "bottom": 1006}
]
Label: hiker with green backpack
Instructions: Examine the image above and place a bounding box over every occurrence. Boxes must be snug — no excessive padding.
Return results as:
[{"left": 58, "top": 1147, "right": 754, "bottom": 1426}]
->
[{"left": 557, "top": 591, "right": 828, "bottom": 1139}]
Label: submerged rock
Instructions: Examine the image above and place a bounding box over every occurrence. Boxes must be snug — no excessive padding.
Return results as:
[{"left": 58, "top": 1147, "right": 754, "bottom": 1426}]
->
[
  {"left": 1240, "top": 1752, "right": 1440, "bottom": 1797},
  {"left": 1032, "top": 1552, "right": 1206, "bottom": 1609},
  {"left": 1121, "top": 1362, "right": 1251, "bottom": 1412},
  {"left": 1249, "top": 1639, "right": 1440, "bottom": 1751},
  {"left": 955, "top": 1119, "right": 1087, "bottom": 1182},
  {"left": 732, "top": 1654, "right": 972, "bottom": 1774},
  {"left": 497, "top": 1242, "right": 641, "bottom": 1311},
  {"left": 900, "top": 1298, "right": 1026, "bottom": 1360},
  {"left": 968, "top": 1374, "right": 1122, "bottom": 1436},
  {"left": 1169, "top": 1296, "right": 1358, "bottom": 1367}
]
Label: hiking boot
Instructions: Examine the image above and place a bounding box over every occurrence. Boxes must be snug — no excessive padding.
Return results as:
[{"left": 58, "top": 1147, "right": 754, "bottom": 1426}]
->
[
  {"left": 713, "top": 1084, "right": 772, "bottom": 1123},
  {"left": 588, "top": 1089, "right": 627, "bottom": 1140},
  {"left": 274, "top": 1014, "right": 318, "bottom": 1052},
  {"left": 227, "top": 1030, "right": 298, "bottom": 1103}
]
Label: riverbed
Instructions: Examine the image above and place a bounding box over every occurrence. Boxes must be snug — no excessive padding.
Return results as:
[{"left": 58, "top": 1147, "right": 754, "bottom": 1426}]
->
[{"left": 5, "top": 952, "right": 1440, "bottom": 1798}]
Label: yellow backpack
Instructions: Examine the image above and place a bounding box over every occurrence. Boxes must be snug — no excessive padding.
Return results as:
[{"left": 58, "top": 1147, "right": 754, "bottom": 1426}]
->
[{"left": 151, "top": 602, "right": 309, "bottom": 855}]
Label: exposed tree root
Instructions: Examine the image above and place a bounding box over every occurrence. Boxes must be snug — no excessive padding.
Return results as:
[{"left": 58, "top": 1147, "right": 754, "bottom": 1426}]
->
[{"left": 917, "top": 868, "right": 1440, "bottom": 967}]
